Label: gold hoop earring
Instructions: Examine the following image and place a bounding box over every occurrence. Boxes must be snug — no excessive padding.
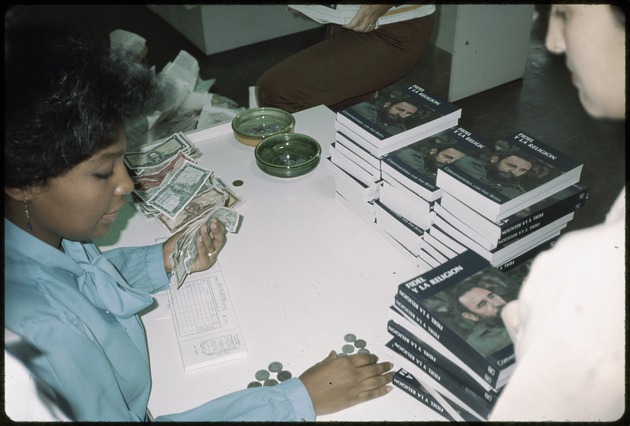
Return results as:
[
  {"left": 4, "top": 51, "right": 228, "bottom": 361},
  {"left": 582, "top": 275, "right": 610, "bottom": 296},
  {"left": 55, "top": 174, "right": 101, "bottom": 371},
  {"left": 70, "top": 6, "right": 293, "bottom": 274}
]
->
[{"left": 24, "top": 199, "right": 33, "bottom": 232}]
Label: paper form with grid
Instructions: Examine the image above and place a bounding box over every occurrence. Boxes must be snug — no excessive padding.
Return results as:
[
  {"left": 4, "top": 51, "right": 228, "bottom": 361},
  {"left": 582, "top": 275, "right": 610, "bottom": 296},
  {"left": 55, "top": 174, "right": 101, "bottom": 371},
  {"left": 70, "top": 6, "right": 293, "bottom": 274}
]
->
[{"left": 167, "top": 262, "right": 247, "bottom": 371}]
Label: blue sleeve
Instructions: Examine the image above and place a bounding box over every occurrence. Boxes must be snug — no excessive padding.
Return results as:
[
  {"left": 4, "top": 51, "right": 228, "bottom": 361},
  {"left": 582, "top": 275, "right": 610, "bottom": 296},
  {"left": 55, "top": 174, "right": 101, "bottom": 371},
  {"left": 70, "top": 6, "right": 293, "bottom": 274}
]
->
[
  {"left": 18, "top": 316, "right": 148, "bottom": 421},
  {"left": 154, "top": 378, "right": 316, "bottom": 422},
  {"left": 103, "top": 244, "right": 170, "bottom": 294}
]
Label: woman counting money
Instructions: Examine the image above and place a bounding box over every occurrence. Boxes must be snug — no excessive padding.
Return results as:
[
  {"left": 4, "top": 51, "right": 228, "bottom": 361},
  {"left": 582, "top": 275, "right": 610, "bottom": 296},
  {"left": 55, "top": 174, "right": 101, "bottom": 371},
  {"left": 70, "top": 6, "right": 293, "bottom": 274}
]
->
[{"left": 4, "top": 24, "right": 394, "bottom": 421}]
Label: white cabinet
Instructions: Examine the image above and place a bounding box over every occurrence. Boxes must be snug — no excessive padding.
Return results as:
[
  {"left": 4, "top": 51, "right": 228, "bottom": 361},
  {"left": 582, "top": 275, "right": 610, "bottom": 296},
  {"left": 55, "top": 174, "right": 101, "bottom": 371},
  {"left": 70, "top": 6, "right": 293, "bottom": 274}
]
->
[
  {"left": 432, "top": 5, "right": 535, "bottom": 101},
  {"left": 148, "top": 4, "right": 321, "bottom": 55}
]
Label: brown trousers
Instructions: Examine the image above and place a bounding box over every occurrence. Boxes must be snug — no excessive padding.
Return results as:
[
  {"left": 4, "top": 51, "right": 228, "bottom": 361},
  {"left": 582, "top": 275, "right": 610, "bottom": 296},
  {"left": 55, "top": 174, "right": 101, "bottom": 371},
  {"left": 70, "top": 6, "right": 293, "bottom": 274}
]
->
[{"left": 256, "top": 13, "right": 435, "bottom": 113}]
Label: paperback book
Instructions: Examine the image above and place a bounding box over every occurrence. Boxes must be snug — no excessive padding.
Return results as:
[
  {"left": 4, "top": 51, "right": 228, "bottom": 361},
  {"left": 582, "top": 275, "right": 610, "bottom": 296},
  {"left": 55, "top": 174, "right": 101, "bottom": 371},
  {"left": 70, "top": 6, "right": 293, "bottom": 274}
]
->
[
  {"left": 439, "top": 182, "right": 588, "bottom": 244},
  {"left": 387, "top": 318, "right": 504, "bottom": 396},
  {"left": 289, "top": 4, "right": 434, "bottom": 26},
  {"left": 388, "top": 337, "right": 501, "bottom": 420},
  {"left": 381, "top": 126, "right": 489, "bottom": 202},
  {"left": 333, "top": 139, "right": 381, "bottom": 179},
  {"left": 431, "top": 209, "right": 567, "bottom": 266},
  {"left": 336, "top": 84, "right": 462, "bottom": 156},
  {"left": 334, "top": 191, "right": 375, "bottom": 224},
  {"left": 379, "top": 179, "right": 433, "bottom": 230},
  {"left": 329, "top": 145, "right": 380, "bottom": 186},
  {"left": 336, "top": 130, "right": 382, "bottom": 170},
  {"left": 374, "top": 225, "right": 430, "bottom": 270},
  {"left": 419, "top": 236, "right": 450, "bottom": 264},
  {"left": 374, "top": 200, "right": 426, "bottom": 256},
  {"left": 326, "top": 159, "right": 379, "bottom": 209},
  {"left": 428, "top": 225, "right": 468, "bottom": 256},
  {"left": 392, "top": 368, "right": 458, "bottom": 421},
  {"left": 495, "top": 234, "right": 559, "bottom": 273},
  {"left": 434, "top": 201, "right": 575, "bottom": 252},
  {"left": 395, "top": 250, "right": 522, "bottom": 390},
  {"left": 436, "top": 131, "right": 583, "bottom": 221},
  {"left": 421, "top": 231, "right": 458, "bottom": 260}
]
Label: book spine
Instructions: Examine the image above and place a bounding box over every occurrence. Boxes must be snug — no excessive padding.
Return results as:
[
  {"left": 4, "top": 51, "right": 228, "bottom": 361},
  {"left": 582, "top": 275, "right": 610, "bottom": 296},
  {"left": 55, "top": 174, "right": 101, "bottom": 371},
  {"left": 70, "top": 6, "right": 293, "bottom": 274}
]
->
[
  {"left": 393, "top": 295, "right": 502, "bottom": 388},
  {"left": 336, "top": 131, "right": 381, "bottom": 169},
  {"left": 387, "top": 319, "right": 492, "bottom": 395},
  {"left": 375, "top": 199, "right": 427, "bottom": 236},
  {"left": 496, "top": 184, "right": 588, "bottom": 239},
  {"left": 494, "top": 213, "right": 572, "bottom": 249},
  {"left": 393, "top": 369, "right": 456, "bottom": 421},
  {"left": 387, "top": 338, "right": 497, "bottom": 419},
  {"left": 495, "top": 234, "right": 560, "bottom": 272}
]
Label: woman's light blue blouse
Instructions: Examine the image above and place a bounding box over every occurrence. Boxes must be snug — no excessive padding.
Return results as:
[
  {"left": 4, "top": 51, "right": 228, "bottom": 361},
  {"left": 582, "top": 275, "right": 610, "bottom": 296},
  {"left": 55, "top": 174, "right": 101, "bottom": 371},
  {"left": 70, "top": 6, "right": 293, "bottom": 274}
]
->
[{"left": 4, "top": 219, "right": 315, "bottom": 421}]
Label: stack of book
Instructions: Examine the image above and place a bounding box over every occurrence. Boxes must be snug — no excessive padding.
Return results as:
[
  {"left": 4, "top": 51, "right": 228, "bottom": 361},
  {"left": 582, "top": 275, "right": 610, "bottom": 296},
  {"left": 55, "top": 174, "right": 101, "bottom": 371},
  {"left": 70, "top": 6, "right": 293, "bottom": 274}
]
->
[
  {"left": 328, "top": 86, "right": 587, "bottom": 277},
  {"left": 431, "top": 130, "right": 586, "bottom": 267},
  {"left": 387, "top": 250, "right": 527, "bottom": 421},
  {"left": 327, "top": 83, "right": 461, "bottom": 226},
  {"left": 376, "top": 126, "right": 488, "bottom": 269}
]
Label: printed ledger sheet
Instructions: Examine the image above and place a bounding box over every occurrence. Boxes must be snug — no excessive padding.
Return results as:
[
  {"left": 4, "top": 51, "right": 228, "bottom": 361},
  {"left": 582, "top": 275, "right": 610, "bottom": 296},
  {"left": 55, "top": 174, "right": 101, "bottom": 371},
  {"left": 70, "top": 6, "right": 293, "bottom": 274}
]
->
[{"left": 167, "top": 262, "right": 247, "bottom": 371}]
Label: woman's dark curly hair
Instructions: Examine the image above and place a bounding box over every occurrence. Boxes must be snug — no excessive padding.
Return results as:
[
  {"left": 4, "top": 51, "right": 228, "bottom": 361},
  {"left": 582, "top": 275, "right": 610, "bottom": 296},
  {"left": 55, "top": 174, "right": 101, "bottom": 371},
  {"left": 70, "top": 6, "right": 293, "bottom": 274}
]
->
[{"left": 4, "top": 24, "right": 158, "bottom": 188}]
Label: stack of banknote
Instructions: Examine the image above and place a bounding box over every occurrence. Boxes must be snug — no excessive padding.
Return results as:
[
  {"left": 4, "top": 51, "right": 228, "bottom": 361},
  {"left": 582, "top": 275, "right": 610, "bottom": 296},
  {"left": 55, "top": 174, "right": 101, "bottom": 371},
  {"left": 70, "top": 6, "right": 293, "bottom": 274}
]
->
[{"left": 125, "top": 131, "right": 243, "bottom": 287}]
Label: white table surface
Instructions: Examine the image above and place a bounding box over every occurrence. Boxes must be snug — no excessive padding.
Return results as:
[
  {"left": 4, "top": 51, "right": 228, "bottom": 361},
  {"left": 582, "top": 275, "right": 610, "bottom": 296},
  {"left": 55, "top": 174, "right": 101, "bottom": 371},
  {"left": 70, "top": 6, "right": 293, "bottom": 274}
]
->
[{"left": 96, "top": 105, "right": 444, "bottom": 421}]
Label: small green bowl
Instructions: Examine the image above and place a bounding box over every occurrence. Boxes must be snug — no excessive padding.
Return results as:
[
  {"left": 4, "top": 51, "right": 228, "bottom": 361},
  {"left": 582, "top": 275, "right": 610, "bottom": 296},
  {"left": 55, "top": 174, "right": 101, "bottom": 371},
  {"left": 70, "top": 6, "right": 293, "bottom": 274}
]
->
[
  {"left": 232, "top": 107, "right": 295, "bottom": 147},
  {"left": 254, "top": 133, "right": 321, "bottom": 178}
]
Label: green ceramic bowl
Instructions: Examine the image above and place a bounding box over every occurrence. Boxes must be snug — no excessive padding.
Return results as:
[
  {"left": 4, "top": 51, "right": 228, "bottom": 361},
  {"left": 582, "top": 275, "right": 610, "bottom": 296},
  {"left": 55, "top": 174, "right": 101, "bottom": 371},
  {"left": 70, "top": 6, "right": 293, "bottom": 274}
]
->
[
  {"left": 254, "top": 133, "right": 321, "bottom": 178},
  {"left": 232, "top": 107, "right": 295, "bottom": 147}
]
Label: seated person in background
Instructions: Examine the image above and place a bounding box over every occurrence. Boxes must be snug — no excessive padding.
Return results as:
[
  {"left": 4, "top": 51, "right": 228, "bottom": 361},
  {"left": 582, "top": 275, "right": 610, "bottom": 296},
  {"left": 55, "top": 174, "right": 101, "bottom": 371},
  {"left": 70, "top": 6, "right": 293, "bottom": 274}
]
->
[
  {"left": 489, "top": 4, "right": 625, "bottom": 421},
  {"left": 256, "top": 4, "right": 435, "bottom": 113},
  {"left": 4, "top": 23, "right": 394, "bottom": 422}
]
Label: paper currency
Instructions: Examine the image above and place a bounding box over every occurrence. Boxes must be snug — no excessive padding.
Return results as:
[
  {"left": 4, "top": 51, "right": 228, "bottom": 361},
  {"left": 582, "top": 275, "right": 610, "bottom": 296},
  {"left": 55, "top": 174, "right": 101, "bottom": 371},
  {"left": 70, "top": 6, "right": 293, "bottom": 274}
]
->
[
  {"left": 133, "top": 152, "right": 195, "bottom": 192},
  {"left": 172, "top": 206, "right": 241, "bottom": 288},
  {"left": 158, "top": 185, "right": 227, "bottom": 233},
  {"left": 147, "top": 161, "right": 211, "bottom": 219},
  {"left": 125, "top": 132, "right": 195, "bottom": 170}
]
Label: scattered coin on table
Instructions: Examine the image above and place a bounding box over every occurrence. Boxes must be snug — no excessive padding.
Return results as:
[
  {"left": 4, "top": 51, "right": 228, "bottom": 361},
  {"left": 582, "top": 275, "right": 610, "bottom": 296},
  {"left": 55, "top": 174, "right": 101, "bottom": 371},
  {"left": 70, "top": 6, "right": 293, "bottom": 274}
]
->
[
  {"left": 339, "top": 334, "right": 370, "bottom": 356},
  {"left": 247, "top": 362, "right": 293, "bottom": 389},
  {"left": 255, "top": 369, "right": 270, "bottom": 381},
  {"left": 263, "top": 379, "right": 278, "bottom": 387},
  {"left": 277, "top": 370, "right": 292, "bottom": 382},
  {"left": 268, "top": 361, "right": 283, "bottom": 373}
]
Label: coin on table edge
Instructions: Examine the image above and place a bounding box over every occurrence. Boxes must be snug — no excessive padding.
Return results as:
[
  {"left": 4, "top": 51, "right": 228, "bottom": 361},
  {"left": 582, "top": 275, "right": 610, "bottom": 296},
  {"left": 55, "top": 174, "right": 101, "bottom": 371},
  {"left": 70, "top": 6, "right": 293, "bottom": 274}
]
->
[
  {"left": 277, "top": 370, "right": 293, "bottom": 382},
  {"left": 247, "top": 381, "right": 262, "bottom": 388},
  {"left": 263, "top": 378, "right": 279, "bottom": 387},
  {"left": 268, "top": 361, "right": 283, "bottom": 373},
  {"left": 342, "top": 344, "right": 355, "bottom": 354},
  {"left": 358, "top": 348, "right": 370, "bottom": 354},
  {"left": 354, "top": 339, "right": 367, "bottom": 349},
  {"left": 255, "top": 369, "right": 270, "bottom": 381},
  {"left": 344, "top": 333, "right": 356, "bottom": 343}
]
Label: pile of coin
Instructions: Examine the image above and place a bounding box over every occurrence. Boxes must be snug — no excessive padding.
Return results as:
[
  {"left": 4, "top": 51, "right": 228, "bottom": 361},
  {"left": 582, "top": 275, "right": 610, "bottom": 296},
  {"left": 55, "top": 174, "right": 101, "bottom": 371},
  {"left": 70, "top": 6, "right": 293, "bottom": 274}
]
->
[
  {"left": 339, "top": 333, "right": 370, "bottom": 355},
  {"left": 247, "top": 361, "right": 293, "bottom": 388}
]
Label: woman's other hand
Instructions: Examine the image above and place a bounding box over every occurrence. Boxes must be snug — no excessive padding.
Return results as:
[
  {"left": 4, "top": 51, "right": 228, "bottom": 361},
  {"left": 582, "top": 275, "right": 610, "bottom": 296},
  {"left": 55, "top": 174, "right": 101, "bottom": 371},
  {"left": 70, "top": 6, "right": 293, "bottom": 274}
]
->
[{"left": 300, "top": 350, "right": 394, "bottom": 416}]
